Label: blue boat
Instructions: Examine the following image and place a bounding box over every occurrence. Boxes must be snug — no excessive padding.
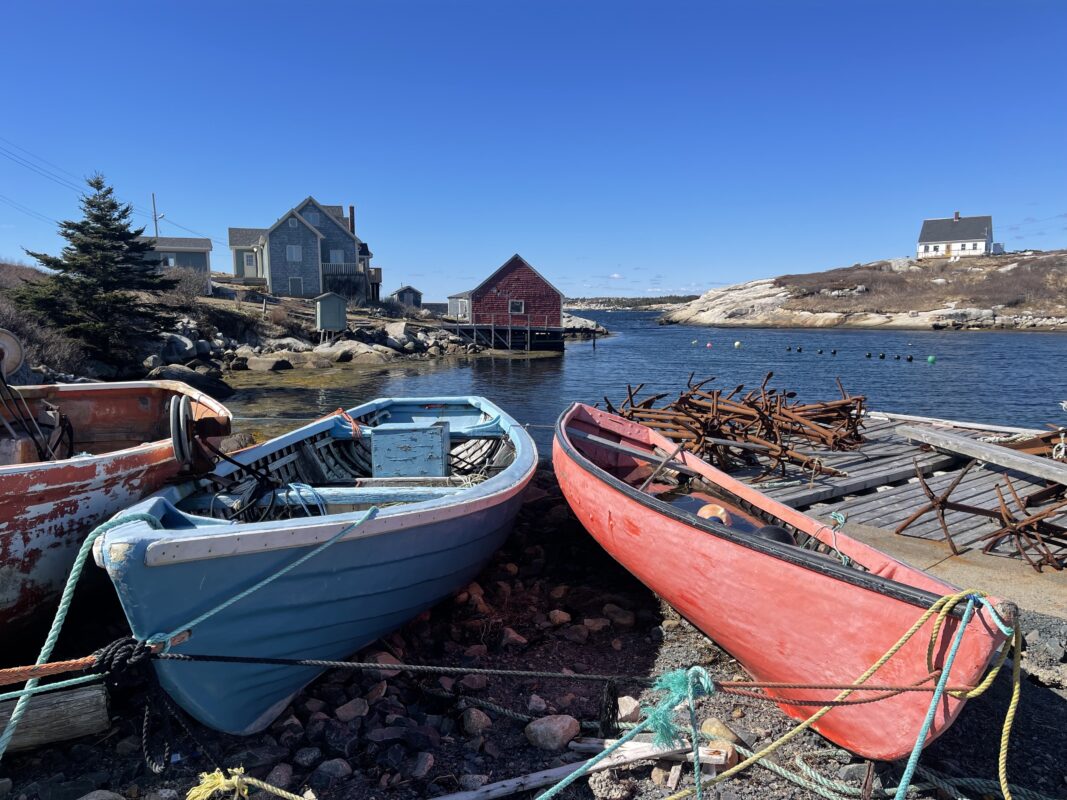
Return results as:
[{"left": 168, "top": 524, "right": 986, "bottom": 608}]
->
[{"left": 93, "top": 396, "right": 537, "bottom": 735}]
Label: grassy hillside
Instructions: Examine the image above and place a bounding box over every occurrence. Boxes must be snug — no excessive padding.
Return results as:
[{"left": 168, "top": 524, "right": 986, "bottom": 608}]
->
[{"left": 776, "top": 251, "right": 1067, "bottom": 316}]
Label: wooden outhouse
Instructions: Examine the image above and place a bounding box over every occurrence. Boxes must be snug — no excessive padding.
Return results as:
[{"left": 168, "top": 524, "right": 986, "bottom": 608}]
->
[{"left": 314, "top": 292, "right": 348, "bottom": 332}]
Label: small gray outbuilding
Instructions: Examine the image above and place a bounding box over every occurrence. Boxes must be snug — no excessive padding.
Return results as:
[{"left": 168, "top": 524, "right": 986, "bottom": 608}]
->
[{"left": 314, "top": 292, "right": 348, "bottom": 332}]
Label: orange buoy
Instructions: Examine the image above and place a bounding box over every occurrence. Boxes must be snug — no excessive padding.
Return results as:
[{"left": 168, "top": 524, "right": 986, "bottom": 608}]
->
[{"left": 697, "top": 503, "right": 732, "bottom": 525}]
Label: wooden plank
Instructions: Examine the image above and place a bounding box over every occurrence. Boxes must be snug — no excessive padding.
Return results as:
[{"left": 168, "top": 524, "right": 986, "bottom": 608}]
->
[
  {"left": 0, "top": 684, "right": 109, "bottom": 751},
  {"left": 868, "top": 412, "right": 1044, "bottom": 436},
  {"left": 898, "top": 426, "right": 1067, "bottom": 488},
  {"left": 767, "top": 451, "right": 959, "bottom": 508}
]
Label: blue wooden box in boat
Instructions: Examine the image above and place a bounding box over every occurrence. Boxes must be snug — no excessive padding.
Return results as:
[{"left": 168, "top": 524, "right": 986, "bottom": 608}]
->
[{"left": 92, "top": 396, "right": 536, "bottom": 735}]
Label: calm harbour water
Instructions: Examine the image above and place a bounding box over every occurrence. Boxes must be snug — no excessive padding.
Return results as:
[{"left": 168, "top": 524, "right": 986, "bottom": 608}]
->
[{"left": 227, "top": 311, "right": 1067, "bottom": 454}]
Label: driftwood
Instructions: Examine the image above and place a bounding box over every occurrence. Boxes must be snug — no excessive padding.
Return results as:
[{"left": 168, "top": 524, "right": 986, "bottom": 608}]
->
[
  {"left": 569, "top": 736, "right": 735, "bottom": 766},
  {"left": 432, "top": 740, "right": 700, "bottom": 800},
  {"left": 0, "top": 683, "right": 110, "bottom": 751}
]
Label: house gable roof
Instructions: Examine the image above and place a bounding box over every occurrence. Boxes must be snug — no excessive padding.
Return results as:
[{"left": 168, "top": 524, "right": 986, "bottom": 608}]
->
[
  {"left": 228, "top": 228, "right": 267, "bottom": 247},
  {"left": 296, "top": 197, "right": 359, "bottom": 242},
  {"left": 266, "top": 209, "right": 324, "bottom": 239},
  {"left": 918, "top": 216, "right": 993, "bottom": 243},
  {"left": 137, "top": 236, "right": 212, "bottom": 251},
  {"left": 390, "top": 285, "right": 422, "bottom": 296},
  {"left": 469, "top": 254, "right": 563, "bottom": 299}
]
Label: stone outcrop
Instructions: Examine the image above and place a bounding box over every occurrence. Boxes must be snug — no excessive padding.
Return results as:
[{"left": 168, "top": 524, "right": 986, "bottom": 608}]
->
[{"left": 145, "top": 365, "right": 235, "bottom": 399}]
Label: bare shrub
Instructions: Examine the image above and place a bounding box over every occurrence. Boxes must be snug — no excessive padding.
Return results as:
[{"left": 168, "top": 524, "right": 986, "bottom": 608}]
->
[
  {"left": 0, "top": 296, "right": 85, "bottom": 373},
  {"left": 160, "top": 267, "right": 207, "bottom": 311},
  {"left": 268, "top": 305, "right": 288, "bottom": 325}
]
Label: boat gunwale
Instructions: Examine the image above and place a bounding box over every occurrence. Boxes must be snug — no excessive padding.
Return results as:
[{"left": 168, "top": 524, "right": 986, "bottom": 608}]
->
[
  {"left": 98, "top": 396, "right": 538, "bottom": 567},
  {"left": 0, "top": 380, "right": 231, "bottom": 476},
  {"left": 554, "top": 402, "right": 969, "bottom": 618}
]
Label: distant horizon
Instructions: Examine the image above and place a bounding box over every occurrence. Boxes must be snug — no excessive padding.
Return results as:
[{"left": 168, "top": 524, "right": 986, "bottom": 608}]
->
[{"left": 2, "top": 1, "right": 1064, "bottom": 300}]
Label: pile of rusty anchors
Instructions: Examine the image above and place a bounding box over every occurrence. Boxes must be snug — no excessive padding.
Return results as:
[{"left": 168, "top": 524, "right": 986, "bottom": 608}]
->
[
  {"left": 896, "top": 459, "right": 1066, "bottom": 571},
  {"left": 604, "top": 373, "right": 866, "bottom": 480}
]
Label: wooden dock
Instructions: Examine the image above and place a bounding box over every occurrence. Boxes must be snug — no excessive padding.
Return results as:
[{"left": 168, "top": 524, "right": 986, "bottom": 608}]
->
[
  {"left": 441, "top": 322, "right": 565, "bottom": 352},
  {"left": 733, "top": 412, "right": 1067, "bottom": 566}
]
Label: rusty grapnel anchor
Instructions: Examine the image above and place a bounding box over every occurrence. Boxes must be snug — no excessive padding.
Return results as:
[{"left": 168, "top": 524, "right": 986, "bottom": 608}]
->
[{"left": 605, "top": 372, "right": 866, "bottom": 480}]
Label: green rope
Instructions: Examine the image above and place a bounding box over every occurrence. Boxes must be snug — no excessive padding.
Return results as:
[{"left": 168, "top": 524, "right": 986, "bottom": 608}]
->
[
  {"left": 534, "top": 667, "right": 713, "bottom": 800},
  {"left": 893, "top": 596, "right": 976, "bottom": 797},
  {"left": 145, "top": 506, "right": 379, "bottom": 651},
  {"left": 0, "top": 512, "right": 161, "bottom": 762}
]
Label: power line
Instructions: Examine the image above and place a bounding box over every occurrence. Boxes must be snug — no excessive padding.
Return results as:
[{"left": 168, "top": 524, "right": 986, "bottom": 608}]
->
[
  {"left": 0, "top": 134, "right": 86, "bottom": 183},
  {"left": 0, "top": 144, "right": 85, "bottom": 195},
  {"left": 0, "top": 193, "right": 58, "bottom": 225}
]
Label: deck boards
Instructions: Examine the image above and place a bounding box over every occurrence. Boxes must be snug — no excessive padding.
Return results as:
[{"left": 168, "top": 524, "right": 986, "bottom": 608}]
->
[{"left": 733, "top": 414, "right": 1067, "bottom": 566}]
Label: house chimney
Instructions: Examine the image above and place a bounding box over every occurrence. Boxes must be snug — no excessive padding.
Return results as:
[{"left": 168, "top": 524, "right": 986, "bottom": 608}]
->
[
  {"left": 348, "top": 205, "right": 355, "bottom": 234},
  {"left": 953, "top": 210, "right": 960, "bottom": 222}
]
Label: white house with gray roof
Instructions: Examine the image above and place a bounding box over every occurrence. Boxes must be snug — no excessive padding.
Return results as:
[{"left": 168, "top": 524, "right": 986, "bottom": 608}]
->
[
  {"left": 227, "top": 198, "right": 381, "bottom": 302},
  {"left": 916, "top": 212, "right": 1000, "bottom": 259}
]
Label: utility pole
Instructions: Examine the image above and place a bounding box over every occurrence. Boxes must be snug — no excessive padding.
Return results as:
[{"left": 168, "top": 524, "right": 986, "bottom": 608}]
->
[{"left": 151, "top": 192, "right": 164, "bottom": 238}]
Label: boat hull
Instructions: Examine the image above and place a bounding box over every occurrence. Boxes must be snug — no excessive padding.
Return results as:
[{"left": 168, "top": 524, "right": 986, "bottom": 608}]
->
[
  {"left": 0, "top": 382, "right": 230, "bottom": 631},
  {"left": 104, "top": 494, "right": 525, "bottom": 734},
  {"left": 553, "top": 403, "right": 1008, "bottom": 761},
  {"left": 97, "top": 395, "right": 537, "bottom": 734}
]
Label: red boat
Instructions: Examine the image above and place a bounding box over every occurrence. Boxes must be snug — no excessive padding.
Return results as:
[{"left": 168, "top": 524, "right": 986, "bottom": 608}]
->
[
  {"left": 553, "top": 403, "right": 1012, "bottom": 761},
  {"left": 0, "top": 380, "right": 231, "bottom": 632}
]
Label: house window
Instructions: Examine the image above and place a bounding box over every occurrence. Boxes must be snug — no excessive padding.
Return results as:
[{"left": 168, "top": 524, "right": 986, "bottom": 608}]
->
[
  {"left": 286, "top": 245, "right": 302, "bottom": 262},
  {"left": 329, "top": 249, "right": 345, "bottom": 264},
  {"left": 972, "top": 243, "right": 978, "bottom": 250},
  {"left": 933, "top": 245, "right": 940, "bottom": 252},
  {"left": 288, "top": 218, "right": 298, "bottom": 228},
  {"left": 509, "top": 300, "right": 525, "bottom": 314},
  {"left": 304, "top": 211, "right": 320, "bottom": 225},
  {"left": 159, "top": 252, "right": 177, "bottom": 267},
  {"left": 289, "top": 277, "right": 303, "bottom": 296},
  {"left": 244, "top": 252, "right": 256, "bottom": 268},
  {"left": 923, "top": 245, "right": 929, "bottom": 253}
]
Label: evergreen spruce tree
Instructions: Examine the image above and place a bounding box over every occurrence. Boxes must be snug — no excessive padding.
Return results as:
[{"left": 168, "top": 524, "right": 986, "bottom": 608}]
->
[{"left": 12, "top": 174, "right": 177, "bottom": 369}]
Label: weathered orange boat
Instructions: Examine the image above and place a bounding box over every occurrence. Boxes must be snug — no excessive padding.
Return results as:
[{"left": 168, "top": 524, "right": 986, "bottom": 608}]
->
[
  {"left": 0, "top": 380, "right": 231, "bottom": 631},
  {"left": 553, "top": 403, "right": 1012, "bottom": 761}
]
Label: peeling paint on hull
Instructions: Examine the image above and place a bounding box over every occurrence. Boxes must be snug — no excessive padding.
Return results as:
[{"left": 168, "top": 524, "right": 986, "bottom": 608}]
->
[{"left": 0, "top": 381, "right": 231, "bottom": 631}]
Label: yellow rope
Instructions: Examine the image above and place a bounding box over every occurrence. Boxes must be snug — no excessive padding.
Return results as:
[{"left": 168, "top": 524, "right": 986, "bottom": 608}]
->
[
  {"left": 186, "top": 768, "right": 305, "bottom": 800},
  {"left": 664, "top": 589, "right": 1019, "bottom": 800}
]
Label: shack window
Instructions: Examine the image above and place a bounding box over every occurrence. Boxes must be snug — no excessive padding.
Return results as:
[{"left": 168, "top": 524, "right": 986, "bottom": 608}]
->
[
  {"left": 159, "top": 252, "right": 176, "bottom": 267},
  {"left": 509, "top": 299, "right": 525, "bottom": 314},
  {"left": 288, "top": 218, "right": 298, "bottom": 228},
  {"left": 244, "top": 252, "right": 256, "bottom": 268},
  {"left": 286, "top": 245, "right": 302, "bottom": 262}
]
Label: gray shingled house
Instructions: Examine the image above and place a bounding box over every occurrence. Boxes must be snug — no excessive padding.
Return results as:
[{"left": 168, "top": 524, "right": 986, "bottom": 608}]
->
[
  {"left": 388, "top": 285, "right": 423, "bottom": 308},
  {"left": 916, "top": 212, "right": 999, "bottom": 259},
  {"left": 227, "top": 198, "right": 381, "bottom": 302},
  {"left": 136, "top": 235, "right": 212, "bottom": 295}
]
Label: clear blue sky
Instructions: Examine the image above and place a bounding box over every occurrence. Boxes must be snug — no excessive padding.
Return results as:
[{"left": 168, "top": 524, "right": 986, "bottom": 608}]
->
[{"left": 1, "top": 1, "right": 1064, "bottom": 300}]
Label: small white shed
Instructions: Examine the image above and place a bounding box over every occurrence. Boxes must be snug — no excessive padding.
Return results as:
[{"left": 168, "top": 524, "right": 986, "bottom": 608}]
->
[{"left": 314, "top": 292, "right": 348, "bottom": 332}]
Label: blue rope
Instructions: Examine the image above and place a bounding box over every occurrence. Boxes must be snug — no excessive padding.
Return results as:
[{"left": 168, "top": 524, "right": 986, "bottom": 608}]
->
[
  {"left": 146, "top": 506, "right": 379, "bottom": 651},
  {"left": 0, "top": 674, "right": 102, "bottom": 703},
  {"left": 0, "top": 512, "right": 162, "bottom": 762},
  {"left": 534, "top": 667, "right": 713, "bottom": 800},
  {"left": 892, "top": 596, "right": 977, "bottom": 797}
]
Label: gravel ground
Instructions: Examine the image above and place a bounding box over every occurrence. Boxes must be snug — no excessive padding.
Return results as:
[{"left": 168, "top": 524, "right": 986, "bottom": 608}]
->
[{"left": 3, "top": 468, "right": 1066, "bottom": 800}]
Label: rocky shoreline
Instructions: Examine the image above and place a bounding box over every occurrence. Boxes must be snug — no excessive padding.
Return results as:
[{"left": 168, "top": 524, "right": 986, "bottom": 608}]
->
[
  {"left": 3, "top": 468, "right": 1065, "bottom": 800},
  {"left": 662, "top": 251, "right": 1067, "bottom": 332}
]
